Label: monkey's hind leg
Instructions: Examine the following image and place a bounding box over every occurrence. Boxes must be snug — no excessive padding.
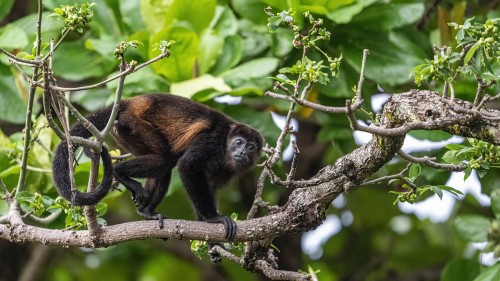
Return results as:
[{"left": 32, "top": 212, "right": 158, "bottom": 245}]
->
[{"left": 114, "top": 155, "right": 170, "bottom": 228}]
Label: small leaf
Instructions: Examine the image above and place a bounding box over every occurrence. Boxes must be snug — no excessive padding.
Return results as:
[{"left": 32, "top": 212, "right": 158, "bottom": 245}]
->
[
  {"left": 464, "top": 168, "right": 472, "bottom": 180},
  {"left": 409, "top": 163, "right": 421, "bottom": 179},
  {"left": 429, "top": 185, "right": 443, "bottom": 199},
  {"left": 445, "top": 144, "right": 467, "bottom": 150},
  {"left": 436, "top": 185, "right": 464, "bottom": 197},
  {"left": 464, "top": 42, "right": 480, "bottom": 65}
]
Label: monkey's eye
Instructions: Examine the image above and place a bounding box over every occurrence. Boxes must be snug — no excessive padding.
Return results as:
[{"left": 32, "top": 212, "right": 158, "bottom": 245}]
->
[
  {"left": 235, "top": 138, "right": 244, "bottom": 146},
  {"left": 247, "top": 143, "right": 256, "bottom": 152}
]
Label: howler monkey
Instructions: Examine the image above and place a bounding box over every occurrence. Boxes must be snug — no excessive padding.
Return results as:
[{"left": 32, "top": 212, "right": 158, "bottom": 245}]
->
[{"left": 52, "top": 93, "right": 263, "bottom": 239}]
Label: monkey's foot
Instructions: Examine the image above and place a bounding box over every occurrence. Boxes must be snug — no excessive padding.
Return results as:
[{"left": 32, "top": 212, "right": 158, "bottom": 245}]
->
[
  {"left": 208, "top": 242, "right": 223, "bottom": 264},
  {"left": 206, "top": 215, "right": 237, "bottom": 240},
  {"left": 138, "top": 210, "right": 166, "bottom": 229}
]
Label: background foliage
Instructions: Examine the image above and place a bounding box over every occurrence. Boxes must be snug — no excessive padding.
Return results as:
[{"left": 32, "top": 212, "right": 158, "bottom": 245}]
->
[{"left": 0, "top": 0, "right": 499, "bottom": 280}]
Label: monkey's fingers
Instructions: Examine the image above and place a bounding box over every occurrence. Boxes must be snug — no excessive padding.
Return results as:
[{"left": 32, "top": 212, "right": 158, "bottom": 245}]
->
[
  {"left": 206, "top": 216, "right": 237, "bottom": 240},
  {"left": 138, "top": 211, "right": 166, "bottom": 229}
]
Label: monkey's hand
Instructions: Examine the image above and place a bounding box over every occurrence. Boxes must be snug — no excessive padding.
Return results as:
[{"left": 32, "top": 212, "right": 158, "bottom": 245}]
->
[
  {"left": 137, "top": 210, "right": 166, "bottom": 229},
  {"left": 205, "top": 215, "right": 237, "bottom": 240}
]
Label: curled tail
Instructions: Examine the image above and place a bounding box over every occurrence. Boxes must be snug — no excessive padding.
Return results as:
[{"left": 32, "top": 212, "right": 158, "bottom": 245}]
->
[{"left": 52, "top": 106, "right": 114, "bottom": 206}]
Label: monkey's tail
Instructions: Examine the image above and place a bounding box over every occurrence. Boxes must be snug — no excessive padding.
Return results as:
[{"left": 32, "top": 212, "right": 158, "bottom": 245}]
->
[{"left": 52, "top": 106, "right": 114, "bottom": 206}]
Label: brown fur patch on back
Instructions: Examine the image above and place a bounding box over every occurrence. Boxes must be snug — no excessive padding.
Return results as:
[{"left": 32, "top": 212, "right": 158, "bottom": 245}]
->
[
  {"left": 166, "top": 120, "right": 210, "bottom": 153},
  {"left": 128, "top": 95, "right": 151, "bottom": 118}
]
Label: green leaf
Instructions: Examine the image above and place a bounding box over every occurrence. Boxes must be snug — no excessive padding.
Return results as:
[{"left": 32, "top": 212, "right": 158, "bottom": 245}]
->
[
  {"left": 436, "top": 185, "right": 464, "bottom": 197},
  {"left": 409, "top": 130, "right": 452, "bottom": 141},
  {"left": 52, "top": 41, "right": 115, "bottom": 81},
  {"left": 409, "top": 163, "right": 421, "bottom": 179},
  {"left": 445, "top": 143, "right": 467, "bottom": 150},
  {"left": 96, "top": 203, "right": 107, "bottom": 217},
  {"left": 429, "top": 185, "right": 443, "bottom": 200},
  {"left": 340, "top": 30, "right": 427, "bottom": 86},
  {"left": 442, "top": 150, "right": 463, "bottom": 164},
  {"left": 327, "top": 0, "right": 378, "bottom": 24},
  {"left": 0, "top": 70, "right": 26, "bottom": 124},
  {"left": 453, "top": 215, "right": 490, "bottom": 242},
  {"left": 211, "top": 6, "right": 238, "bottom": 37},
  {"left": 0, "top": 0, "right": 14, "bottom": 22},
  {"left": 120, "top": 0, "right": 146, "bottom": 32},
  {"left": 198, "top": 29, "right": 224, "bottom": 75},
  {"left": 441, "top": 258, "right": 480, "bottom": 281},
  {"left": 171, "top": 74, "right": 231, "bottom": 98},
  {"left": 492, "top": 189, "right": 500, "bottom": 218},
  {"left": 210, "top": 35, "right": 243, "bottom": 75},
  {"left": 349, "top": 3, "right": 425, "bottom": 31},
  {"left": 140, "top": 0, "right": 174, "bottom": 33},
  {"left": 163, "top": 0, "right": 216, "bottom": 34},
  {"left": 464, "top": 42, "right": 480, "bottom": 65},
  {"left": 0, "top": 24, "right": 29, "bottom": 49},
  {"left": 150, "top": 25, "right": 199, "bottom": 82},
  {"left": 473, "top": 263, "right": 500, "bottom": 281},
  {"left": 231, "top": 0, "right": 269, "bottom": 24},
  {"left": 221, "top": 57, "right": 279, "bottom": 86}
]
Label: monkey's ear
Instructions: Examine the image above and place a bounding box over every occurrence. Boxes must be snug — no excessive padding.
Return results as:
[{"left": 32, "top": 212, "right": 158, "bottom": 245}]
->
[{"left": 229, "top": 124, "right": 237, "bottom": 133}]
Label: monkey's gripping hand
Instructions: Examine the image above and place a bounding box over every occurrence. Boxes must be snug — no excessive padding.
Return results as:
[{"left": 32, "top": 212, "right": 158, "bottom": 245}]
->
[{"left": 206, "top": 215, "right": 237, "bottom": 240}]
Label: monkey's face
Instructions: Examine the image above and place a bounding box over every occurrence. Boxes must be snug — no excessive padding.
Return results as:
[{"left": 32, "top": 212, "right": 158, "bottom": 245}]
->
[{"left": 228, "top": 136, "right": 259, "bottom": 170}]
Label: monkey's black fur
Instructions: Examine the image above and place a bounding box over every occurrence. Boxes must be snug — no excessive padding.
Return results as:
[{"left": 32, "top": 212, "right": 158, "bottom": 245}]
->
[{"left": 52, "top": 93, "right": 263, "bottom": 240}]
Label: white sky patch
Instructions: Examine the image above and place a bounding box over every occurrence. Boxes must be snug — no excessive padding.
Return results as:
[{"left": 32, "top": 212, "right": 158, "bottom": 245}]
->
[
  {"left": 371, "top": 93, "right": 391, "bottom": 113},
  {"left": 270, "top": 112, "right": 299, "bottom": 161},
  {"left": 332, "top": 194, "right": 346, "bottom": 209},
  {"left": 214, "top": 95, "right": 242, "bottom": 105},
  {"left": 398, "top": 170, "right": 488, "bottom": 223},
  {"left": 469, "top": 242, "right": 499, "bottom": 266},
  {"left": 302, "top": 215, "right": 342, "bottom": 260}
]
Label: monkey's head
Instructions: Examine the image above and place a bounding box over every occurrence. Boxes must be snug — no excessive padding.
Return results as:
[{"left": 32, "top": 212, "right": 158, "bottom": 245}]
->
[{"left": 226, "top": 124, "right": 263, "bottom": 172}]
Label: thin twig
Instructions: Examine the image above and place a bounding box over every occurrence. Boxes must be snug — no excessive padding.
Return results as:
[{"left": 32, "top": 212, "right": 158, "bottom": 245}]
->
[
  {"left": 28, "top": 209, "right": 62, "bottom": 224},
  {"left": 361, "top": 163, "right": 412, "bottom": 186},
  {"left": 355, "top": 49, "right": 369, "bottom": 104},
  {"left": 15, "top": 0, "right": 43, "bottom": 196},
  {"left": 210, "top": 245, "right": 244, "bottom": 265},
  {"left": 397, "top": 150, "right": 467, "bottom": 172}
]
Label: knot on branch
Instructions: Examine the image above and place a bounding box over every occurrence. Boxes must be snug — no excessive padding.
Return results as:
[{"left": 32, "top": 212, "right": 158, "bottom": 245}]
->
[
  {"left": 383, "top": 90, "right": 500, "bottom": 144},
  {"left": 243, "top": 242, "right": 279, "bottom": 272}
]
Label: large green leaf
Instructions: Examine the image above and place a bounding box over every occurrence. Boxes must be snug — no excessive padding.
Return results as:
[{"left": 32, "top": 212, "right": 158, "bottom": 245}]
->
[
  {"left": 0, "top": 24, "right": 29, "bottom": 49},
  {"left": 0, "top": 68, "right": 26, "bottom": 124},
  {"left": 210, "top": 35, "right": 243, "bottom": 75},
  {"left": 473, "top": 263, "right": 500, "bottom": 281},
  {"left": 106, "top": 67, "right": 170, "bottom": 97},
  {"left": 453, "top": 215, "right": 490, "bottom": 242},
  {"left": 163, "top": 0, "right": 216, "bottom": 34},
  {"left": 0, "top": 0, "right": 15, "bottom": 22},
  {"left": 441, "top": 258, "right": 480, "bottom": 281},
  {"left": 10, "top": 12, "right": 62, "bottom": 49},
  {"left": 340, "top": 30, "right": 427, "bottom": 86},
  {"left": 150, "top": 25, "right": 199, "bottom": 82},
  {"left": 231, "top": 0, "right": 269, "bottom": 24},
  {"left": 198, "top": 29, "right": 224, "bottom": 75},
  {"left": 349, "top": 3, "right": 425, "bottom": 31},
  {"left": 140, "top": 0, "right": 174, "bottom": 33},
  {"left": 220, "top": 57, "right": 279, "bottom": 86},
  {"left": 409, "top": 130, "right": 453, "bottom": 141},
  {"left": 120, "top": 0, "right": 146, "bottom": 32},
  {"left": 211, "top": 6, "right": 238, "bottom": 37},
  {"left": 171, "top": 74, "right": 231, "bottom": 98},
  {"left": 52, "top": 41, "right": 116, "bottom": 81},
  {"left": 327, "top": 0, "right": 378, "bottom": 24}
]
